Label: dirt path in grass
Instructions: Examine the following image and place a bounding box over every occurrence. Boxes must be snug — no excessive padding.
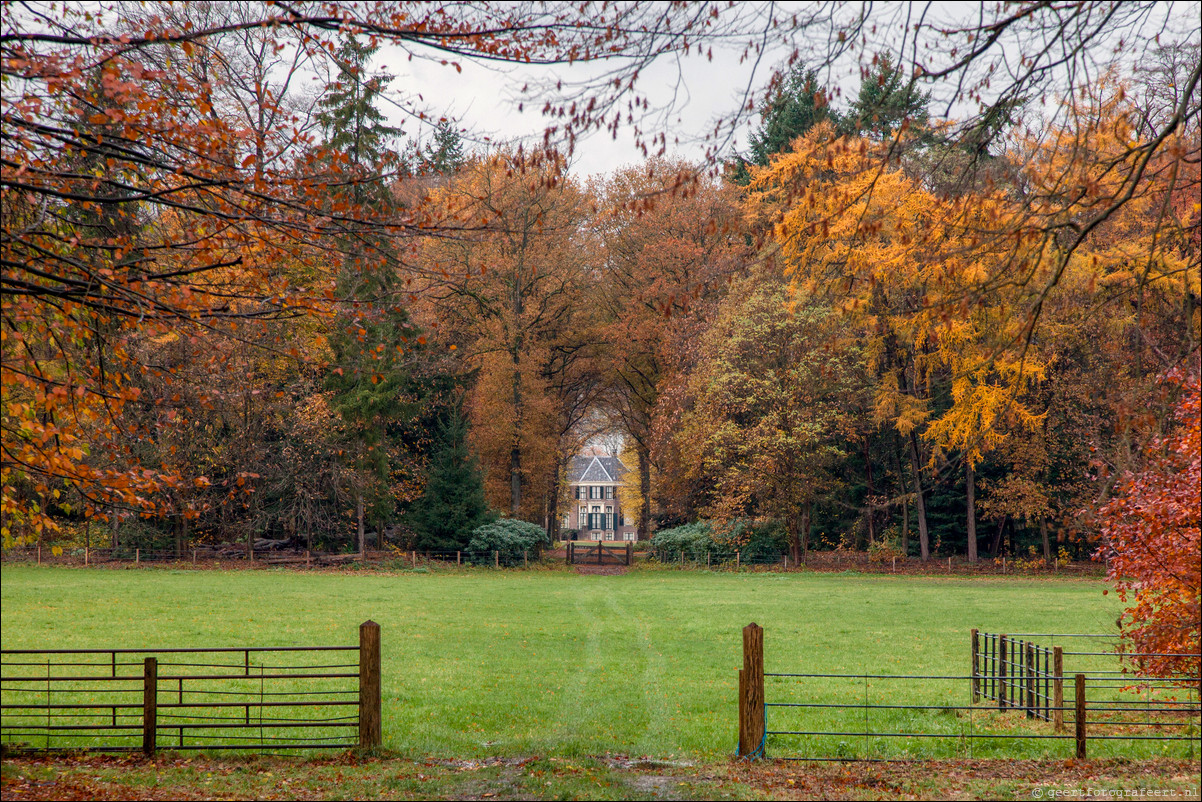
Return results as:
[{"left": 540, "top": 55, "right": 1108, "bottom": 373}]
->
[{"left": 2, "top": 753, "right": 1198, "bottom": 801}]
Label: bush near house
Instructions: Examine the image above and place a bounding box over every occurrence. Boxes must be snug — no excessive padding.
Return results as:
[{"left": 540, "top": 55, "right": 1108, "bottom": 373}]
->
[
  {"left": 652, "top": 520, "right": 786, "bottom": 562},
  {"left": 466, "top": 519, "right": 550, "bottom": 566}
]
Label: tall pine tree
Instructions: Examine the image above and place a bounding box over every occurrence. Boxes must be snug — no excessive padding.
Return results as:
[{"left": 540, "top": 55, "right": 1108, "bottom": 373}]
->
[
  {"left": 730, "top": 64, "right": 837, "bottom": 184},
  {"left": 407, "top": 407, "right": 494, "bottom": 551},
  {"left": 318, "top": 36, "right": 418, "bottom": 553},
  {"left": 845, "top": 55, "right": 931, "bottom": 140}
]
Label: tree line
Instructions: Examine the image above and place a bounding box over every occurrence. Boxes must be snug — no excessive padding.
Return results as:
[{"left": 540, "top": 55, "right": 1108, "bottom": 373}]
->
[{"left": 2, "top": 4, "right": 1197, "bottom": 574}]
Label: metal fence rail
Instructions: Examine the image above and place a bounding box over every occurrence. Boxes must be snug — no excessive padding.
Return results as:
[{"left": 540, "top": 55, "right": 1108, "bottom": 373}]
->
[
  {"left": 737, "top": 624, "right": 1201, "bottom": 762},
  {"left": 1, "top": 622, "right": 382, "bottom": 754}
]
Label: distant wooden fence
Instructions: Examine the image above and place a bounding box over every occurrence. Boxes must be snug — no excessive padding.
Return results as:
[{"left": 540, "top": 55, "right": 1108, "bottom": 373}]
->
[
  {"left": 0, "top": 621, "right": 382, "bottom": 754},
  {"left": 567, "top": 541, "right": 631, "bottom": 566},
  {"left": 737, "top": 624, "right": 1200, "bottom": 761}
]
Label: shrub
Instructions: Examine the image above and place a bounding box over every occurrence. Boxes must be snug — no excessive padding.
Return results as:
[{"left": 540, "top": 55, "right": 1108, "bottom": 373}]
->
[
  {"left": 868, "top": 527, "right": 906, "bottom": 563},
  {"left": 652, "top": 519, "right": 786, "bottom": 563},
  {"left": 651, "top": 521, "right": 714, "bottom": 560},
  {"left": 466, "top": 518, "right": 549, "bottom": 566}
]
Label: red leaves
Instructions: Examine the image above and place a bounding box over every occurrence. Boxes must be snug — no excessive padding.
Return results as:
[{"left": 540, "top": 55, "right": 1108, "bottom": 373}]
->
[{"left": 1097, "top": 371, "right": 1201, "bottom": 683}]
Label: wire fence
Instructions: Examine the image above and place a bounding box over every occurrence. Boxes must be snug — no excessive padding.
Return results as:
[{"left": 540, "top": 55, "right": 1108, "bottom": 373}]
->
[
  {"left": 649, "top": 550, "right": 789, "bottom": 570},
  {"left": 0, "top": 546, "right": 547, "bottom": 569},
  {"left": 739, "top": 625, "right": 1201, "bottom": 762},
  {"left": 1, "top": 623, "right": 381, "bottom": 754}
]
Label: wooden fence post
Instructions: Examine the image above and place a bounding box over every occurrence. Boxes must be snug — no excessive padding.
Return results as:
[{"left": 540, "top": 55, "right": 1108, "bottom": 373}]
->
[
  {"left": 84, "top": 546, "right": 89, "bottom": 566},
  {"left": 191, "top": 548, "right": 196, "bottom": 565},
  {"left": 738, "top": 623, "right": 766, "bottom": 758},
  {"left": 738, "top": 667, "right": 748, "bottom": 754},
  {"left": 37, "top": 543, "right": 42, "bottom": 565},
  {"left": 1074, "top": 673, "right": 1086, "bottom": 759},
  {"left": 305, "top": 550, "right": 311, "bottom": 568},
  {"left": 1025, "top": 643, "right": 1035, "bottom": 718},
  {"left": 970, "top": 629, "right": 980, "bottom": 702},
  {"left": 142, "top": 657, "right": 157, "bottom": 756},
  {"left": 494, "top": 550, "right": 499, "bottom": 568},
  {"left": 626, "top": 542, "right": 632, "bottom": 566},
  {"left": 1053, "top": 647, "right": 1064, "bottom": 732},
  {"left": 566, "top": 542, "right": 571, "bottom": 565},
  {"left": 412, "top": 551, "right": 416, "bottom": 569},
  {"left": 997, "top": 634, "right": 1007, "bottom": 709},
  {"left": 359, "top": 620, "right": 381, "bottom": 749},
  {"left": 457, "top": 550, "right": 461, "bottom": 566},
  {"left": 523, "top": 550, "right": 528, "bottom": 568},
  {"left": 135, "top": 548, "right": 140, "bottom": 565},
  {"left": 736, "top": 552, "right": 741, "bottom": 571}
]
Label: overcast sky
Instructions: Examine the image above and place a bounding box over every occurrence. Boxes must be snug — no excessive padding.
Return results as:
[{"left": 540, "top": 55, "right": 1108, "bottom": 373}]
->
[
  {"left": 375, "top": 36, "right": 782, "bottom": 180},
  {"left": 366, "top": 1, "right": 1199, "bottom": 181}
]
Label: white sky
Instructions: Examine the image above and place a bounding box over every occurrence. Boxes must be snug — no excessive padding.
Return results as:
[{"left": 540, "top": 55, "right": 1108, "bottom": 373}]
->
[
  {"left": 375, "top": 38, "right": 785, "bottom": 180},
  {"left": 367, "top": 2, "right": 1199, "bottom": 181}
]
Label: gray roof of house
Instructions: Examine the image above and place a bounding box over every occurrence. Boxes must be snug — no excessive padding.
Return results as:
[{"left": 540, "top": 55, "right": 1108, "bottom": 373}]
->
[{"left": 567, "top": 456, "right": 629, "bottom": 484}]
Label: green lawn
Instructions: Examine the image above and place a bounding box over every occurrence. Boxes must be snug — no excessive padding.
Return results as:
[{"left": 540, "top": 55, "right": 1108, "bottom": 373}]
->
[{"left": 4, "top": 565, "right": 1189, "bottom": 763}]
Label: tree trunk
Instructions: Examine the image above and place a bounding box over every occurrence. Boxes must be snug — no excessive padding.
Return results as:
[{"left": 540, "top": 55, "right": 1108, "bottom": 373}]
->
[
  {"left": 801, "top": 505, "right": 812, "bottom": 561},
  {"left": 787, "top": 515, "right": 801, "bottom": 566},
  {"left": 547, "top": 458, "right": 564, "bottom": 542},
  {"left": 356, "top": 493, "right": 365, "bottom": 555},
  {"left": 510, "top": 350, "right": 522, "bottom": 517},
  {"left": 990, "top": 515, "right": 1008, "bottom": 556},
  {"left": 907, "top": 430, "right": 931, "bottom": 561},
  {"left": 111, "top": 508, "right": 120, "bottom": 549},
  {"left": 1040, "top": 518, "right": 1051, "bottom": 565},
  {"left": 892, "top": 438, "right": 909, "bottom": 555},
  {"left": 637, "top": 443, "right": 652, "bottom": 542},
  {"left": 864, "top": 437, "right": 876, "bottom": 546},
  {"left": 966, "top": 462, "right": 978, "bottom": 563}
]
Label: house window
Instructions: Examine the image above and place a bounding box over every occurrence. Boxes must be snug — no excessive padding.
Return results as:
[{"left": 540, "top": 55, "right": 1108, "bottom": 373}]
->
[
  {"left": 604, "top": 531, "right": 616, "bottom": 541},
  {"left": 605, "top": 486, "right": 614, "bottom": 499},
  {"left": 573, "top": 486, "right": 581, "bottom": 499},
  {"left": 623, "top": 532, "right": 636, "bottom": 542},
  {"left": 592, "top": 531, "right": 603, "bottom": 541}
]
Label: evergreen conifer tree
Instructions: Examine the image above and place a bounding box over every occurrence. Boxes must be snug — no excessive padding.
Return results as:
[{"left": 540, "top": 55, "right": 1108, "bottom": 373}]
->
[
  {"left": 408, "top": 409, "right": 495, "bottom": 551},
  {"left": 318, "top": 35, "right": 418, "bottom": 552},
  {"left": 730, "top": 64, "right": 837, "bottom": 184},
  {"left": 747, "top": 65, "right": 836, "bottom": 165},
  {"left": 845, "top": 55, "right": 931, "bottom": 140},
  {"left": 422, "top": 120, "right": 467, "bottom": 174}
]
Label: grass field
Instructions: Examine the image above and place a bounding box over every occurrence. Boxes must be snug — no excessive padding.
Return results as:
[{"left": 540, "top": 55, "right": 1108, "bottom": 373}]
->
[{"left": 7, "top": 563, "right": 1185, "bottom": 766}]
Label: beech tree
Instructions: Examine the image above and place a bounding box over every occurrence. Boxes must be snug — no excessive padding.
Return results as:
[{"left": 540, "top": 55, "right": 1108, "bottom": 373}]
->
[
  {"left": 1098, "top": 372, "right": 1200, "bottom": 682},
  {"left": 0, "top": 1, "right": 758, "bottom": 542},
  {"left": 594, "top": 159, "right": 744, "bottom": 538}
]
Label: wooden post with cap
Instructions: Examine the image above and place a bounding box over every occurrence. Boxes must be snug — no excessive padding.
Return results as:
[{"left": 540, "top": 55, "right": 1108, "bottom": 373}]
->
[
  {"left": 738, "top": 623, "right": 765, "bottom": 758},
  {"left": 358, "top": 620, "right": 381, "bottom": 748}
]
